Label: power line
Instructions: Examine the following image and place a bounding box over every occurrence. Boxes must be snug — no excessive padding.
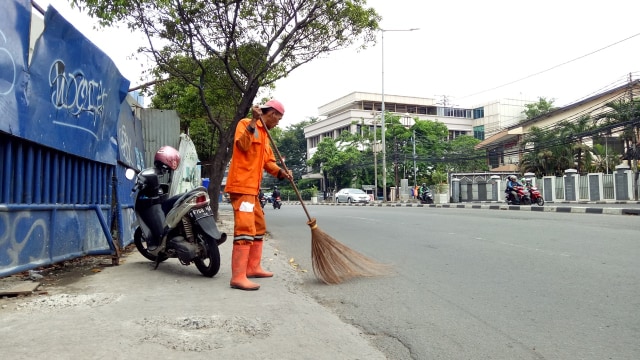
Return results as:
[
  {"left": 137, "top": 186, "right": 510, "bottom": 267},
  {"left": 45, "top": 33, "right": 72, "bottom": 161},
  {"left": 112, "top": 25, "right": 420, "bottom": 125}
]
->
[{"left": 459, "top": 32, "right": 640, "bottom": 100}]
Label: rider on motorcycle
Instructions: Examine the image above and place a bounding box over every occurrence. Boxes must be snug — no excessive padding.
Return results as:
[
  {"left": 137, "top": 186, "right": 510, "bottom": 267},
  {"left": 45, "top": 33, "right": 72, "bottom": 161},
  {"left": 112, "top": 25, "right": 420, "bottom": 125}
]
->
[
  {"left": 418, "top": 183, "right": 429, "bottom": 201},
  {"left": 505, "top": 175, "right": 522, "bottom": 204},
  {"left": 272, "top": 186, "right": 281, "bottom": 200}
]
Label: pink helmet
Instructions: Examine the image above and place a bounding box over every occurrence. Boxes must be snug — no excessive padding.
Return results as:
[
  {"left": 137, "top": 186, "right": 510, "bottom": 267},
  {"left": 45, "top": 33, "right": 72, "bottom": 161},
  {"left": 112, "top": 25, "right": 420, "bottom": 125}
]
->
[
  {"left": 154, "top": 146, "right": 180, "bottom": 170},
  {"left": 260, "top": 99, "right": 285, "bottom": 115}
]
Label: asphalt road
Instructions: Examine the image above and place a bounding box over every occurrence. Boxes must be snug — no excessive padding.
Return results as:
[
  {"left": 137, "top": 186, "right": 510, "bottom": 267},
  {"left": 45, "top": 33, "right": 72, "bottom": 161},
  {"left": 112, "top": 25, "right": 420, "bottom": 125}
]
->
[{"left": 259, "top": 203, "right": 640, "bottom": 360}]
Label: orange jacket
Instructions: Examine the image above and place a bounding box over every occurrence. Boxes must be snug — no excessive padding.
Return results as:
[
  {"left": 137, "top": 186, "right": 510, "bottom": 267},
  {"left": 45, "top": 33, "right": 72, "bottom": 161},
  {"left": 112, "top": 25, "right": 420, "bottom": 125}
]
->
[{"left": 224, "top": 118, "right": 281, "bottom": 195}]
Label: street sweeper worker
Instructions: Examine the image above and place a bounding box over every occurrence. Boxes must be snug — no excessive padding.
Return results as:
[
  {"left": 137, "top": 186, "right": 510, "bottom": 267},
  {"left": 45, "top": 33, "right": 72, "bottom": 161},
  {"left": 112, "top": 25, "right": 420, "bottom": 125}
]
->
[{"left": 224, "top": 99, "right": 292, "bottom": 291}]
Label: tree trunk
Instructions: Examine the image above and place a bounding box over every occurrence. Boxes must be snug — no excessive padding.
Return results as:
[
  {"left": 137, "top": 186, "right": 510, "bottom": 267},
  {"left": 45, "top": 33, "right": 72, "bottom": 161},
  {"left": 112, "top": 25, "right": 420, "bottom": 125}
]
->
[
  {"left": 207, "top": 148, "right": 231, "bottom": 221},
  {"left": 206, "top": 91, "right": 258, "bottom": 220}
]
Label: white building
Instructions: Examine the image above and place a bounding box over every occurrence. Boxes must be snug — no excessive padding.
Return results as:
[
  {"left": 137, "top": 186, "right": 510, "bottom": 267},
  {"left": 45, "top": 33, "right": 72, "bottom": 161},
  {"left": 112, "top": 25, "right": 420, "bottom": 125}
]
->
[{"left": 304, "top": 91, "right": 530, "bottom": 168}]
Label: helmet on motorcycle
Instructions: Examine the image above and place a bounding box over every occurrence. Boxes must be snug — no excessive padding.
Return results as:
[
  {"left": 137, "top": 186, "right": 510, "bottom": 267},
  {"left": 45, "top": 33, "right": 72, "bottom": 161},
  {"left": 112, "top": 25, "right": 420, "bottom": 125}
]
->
[
  {"left": 154, "top": 146, "right": 180, "bottom": 170},
  {"left": 508, "top": 175, "right": 516, "bottom": 181},
  {"left": 274, "top": 186, "right": 278, "bottom": 189}
]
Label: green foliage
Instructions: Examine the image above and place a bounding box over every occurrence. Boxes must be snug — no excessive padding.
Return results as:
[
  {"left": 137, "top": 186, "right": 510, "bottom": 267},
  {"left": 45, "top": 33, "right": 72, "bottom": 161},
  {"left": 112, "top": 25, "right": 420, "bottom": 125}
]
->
[
  {"left": 308, "top": 137, "right": 363, "bottom": 190},
  {"left": 523, "top": 97, "right": 555, "bottom": 121},
  {"left": 431, "top": 170, "right": 447, "bottom": 184},
  {"left": 591, "top": 143, "right": 621, "bottom": 173},
  {"left": 273, "top": 121, "right": 312, "bottom": 180},
  {"left": 520, "top": 97, "right": 640, "bottom": 176},
  {"left": 446, "top": 135, "right": 487, "bottom": 172}
]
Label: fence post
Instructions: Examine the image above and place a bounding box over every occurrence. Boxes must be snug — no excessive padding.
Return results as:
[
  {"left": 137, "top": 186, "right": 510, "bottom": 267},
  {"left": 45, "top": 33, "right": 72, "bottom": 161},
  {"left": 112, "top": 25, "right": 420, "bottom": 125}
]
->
[
  {"left": 564, "top": 169, "right": 579, "bottom": 202},
  {"left": 542, "top": 176, "right": 556, "bottom": 202},
  {"left": 613, "top": 164, "right": 633, "bottom": 201},
  {"left": 587, "top": 173, "right": 603, "bottom": 201},
  {"left": 490, "top": 175, "right": 501, "bottom": 202},
  {"left": 451, "top": 178, "right": 460, "bottom": 203}
]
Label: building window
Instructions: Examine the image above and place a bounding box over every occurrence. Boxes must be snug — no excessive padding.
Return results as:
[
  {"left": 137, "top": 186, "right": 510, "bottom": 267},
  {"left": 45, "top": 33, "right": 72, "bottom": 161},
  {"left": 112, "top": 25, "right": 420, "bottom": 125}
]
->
[
  {"left": 473, "top": 125, "right": 485, "bottom": 140},
  {"left": 473, "top": 107, "right": 484, "bottom": 119},
  {"left": 448, "top": 130, "right": 466, "bottom": 140},
  {"left": 309, "top": 135, "right": 320, "bottom": 148}
]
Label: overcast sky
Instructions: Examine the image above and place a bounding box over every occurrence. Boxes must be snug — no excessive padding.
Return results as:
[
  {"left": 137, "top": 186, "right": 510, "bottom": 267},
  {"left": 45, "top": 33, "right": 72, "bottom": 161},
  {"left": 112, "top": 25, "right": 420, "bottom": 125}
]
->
[{"left": 40, "top": 0, "right": 640, "bottom": 128}]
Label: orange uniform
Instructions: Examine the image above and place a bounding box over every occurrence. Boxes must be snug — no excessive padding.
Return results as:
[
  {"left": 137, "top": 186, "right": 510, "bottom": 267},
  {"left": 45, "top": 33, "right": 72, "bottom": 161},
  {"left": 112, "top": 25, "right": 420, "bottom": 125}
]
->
[{"left": 225, "top": 118, "right": 282, "bottom": 241}]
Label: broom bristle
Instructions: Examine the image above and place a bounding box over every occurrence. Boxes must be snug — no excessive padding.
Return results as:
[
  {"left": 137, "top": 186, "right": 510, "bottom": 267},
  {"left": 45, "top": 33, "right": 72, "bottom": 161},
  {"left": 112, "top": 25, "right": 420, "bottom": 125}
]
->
[{"left": 307, "top": 218, "right": 391, "bottom": 284}]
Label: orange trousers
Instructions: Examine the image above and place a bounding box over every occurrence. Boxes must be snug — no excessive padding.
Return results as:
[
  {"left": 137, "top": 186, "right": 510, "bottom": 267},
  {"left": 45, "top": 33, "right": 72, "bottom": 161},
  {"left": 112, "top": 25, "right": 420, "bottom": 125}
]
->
[{"left": 229, "top": 193, "right": 266, "bottom": 242}]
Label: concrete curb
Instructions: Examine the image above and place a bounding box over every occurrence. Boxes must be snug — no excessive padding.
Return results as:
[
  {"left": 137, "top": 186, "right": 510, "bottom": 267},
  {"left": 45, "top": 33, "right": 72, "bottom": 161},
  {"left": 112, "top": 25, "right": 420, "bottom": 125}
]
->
[{"left": 280, "top": 201, "right": 640, "bottom": 216}]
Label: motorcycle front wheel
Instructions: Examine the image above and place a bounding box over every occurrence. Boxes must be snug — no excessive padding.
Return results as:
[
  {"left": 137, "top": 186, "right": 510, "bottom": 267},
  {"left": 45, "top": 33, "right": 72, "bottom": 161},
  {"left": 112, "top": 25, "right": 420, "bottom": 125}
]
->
[
  {"left": 134, "top": 227, "right": 168, "bottom": 262},
  {"left": 194, "top": 238, "right": 221, "bottom": 277},
  {"left": 536, "top": 197, "right": 545, "bottom": 206}
]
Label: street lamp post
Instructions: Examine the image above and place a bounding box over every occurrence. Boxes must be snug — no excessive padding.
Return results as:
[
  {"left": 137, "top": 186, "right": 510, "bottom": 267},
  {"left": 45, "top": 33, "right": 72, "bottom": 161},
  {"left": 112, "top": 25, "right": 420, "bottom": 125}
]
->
[
  {"left": 381, "top": 27, "right": 418, "bottom": 202},
  {"left": 372, "top": 114, "right": 378, "bottom": 200}
]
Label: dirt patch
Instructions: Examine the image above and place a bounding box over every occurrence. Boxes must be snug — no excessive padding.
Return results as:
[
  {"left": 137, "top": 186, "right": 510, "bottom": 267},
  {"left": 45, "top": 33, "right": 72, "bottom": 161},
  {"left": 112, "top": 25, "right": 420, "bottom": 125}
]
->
[{"left": 0, "top": 244, "right": 137, "bottom": 300}]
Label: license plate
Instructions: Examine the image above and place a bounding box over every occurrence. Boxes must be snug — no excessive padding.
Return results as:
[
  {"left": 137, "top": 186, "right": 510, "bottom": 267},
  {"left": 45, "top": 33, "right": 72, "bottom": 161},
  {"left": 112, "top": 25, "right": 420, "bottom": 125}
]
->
[{"left": 188, "top": 205, "right": 213, "bottom": 221}]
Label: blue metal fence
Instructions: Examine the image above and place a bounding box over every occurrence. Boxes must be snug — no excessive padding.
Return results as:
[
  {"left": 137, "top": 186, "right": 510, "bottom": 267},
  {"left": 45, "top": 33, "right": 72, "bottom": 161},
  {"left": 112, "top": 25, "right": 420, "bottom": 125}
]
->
[{"left": 0, "top": 1, "right": 138, "bottom": 277}]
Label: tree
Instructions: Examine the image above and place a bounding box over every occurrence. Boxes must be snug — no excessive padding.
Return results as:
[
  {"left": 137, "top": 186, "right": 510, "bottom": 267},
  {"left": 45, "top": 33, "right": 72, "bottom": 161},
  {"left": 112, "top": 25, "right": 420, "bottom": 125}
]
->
[
  {"left": 590, "top": 143, "right": 620, "bottom": 173},
  {"left": 71, "top": 0, "right": 381, "bottom": 218},
  {"left": 557, "top": 115, "right": 593, "bottom": 174},
  {"left": 522, "top": 97, "right": 555, "bottom": 121},
  {"left": 594, "top": 98, "right": 640, "bottom": 199},
  {"left": 410, "top": 119, "right": 448, "bottom": 184},
  {"left": 520, "top": 126, "right": 560, "bottom": 176},
  {"left": 267, "top": 120, "right": 311, "bottom": 185},
  {"left": 150, "top": 56, "right": 237, "bottom": 161},
  {"left": 308, "top": 137, "right": 362, "bottom": 191},
  {"left": 447, "top": 135, "right": 487, "bottom": 172}
]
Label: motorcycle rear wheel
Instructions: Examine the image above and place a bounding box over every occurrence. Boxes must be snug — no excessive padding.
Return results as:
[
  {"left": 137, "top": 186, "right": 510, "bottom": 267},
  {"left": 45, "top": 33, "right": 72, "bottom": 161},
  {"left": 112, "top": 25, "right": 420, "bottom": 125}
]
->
[
  {"left": 194, "top": 239, "right": 221, "bottom": 277},
  {"left": 536, "top": 197, "right": 545, "bottom": 206},
  {"left": 134, "top": 227, "right": 168, "bottom": 262}
]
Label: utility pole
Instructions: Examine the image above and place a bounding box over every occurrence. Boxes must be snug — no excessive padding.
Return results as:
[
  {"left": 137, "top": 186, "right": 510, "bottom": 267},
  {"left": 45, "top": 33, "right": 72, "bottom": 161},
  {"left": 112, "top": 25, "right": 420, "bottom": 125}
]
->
[
  {"left": 413, "top": 129, "right": 417, "bottom": 187},
  {"left": 394, "top": 134, "right": 399, "bottom": 197},
  {"left": 372, "top": 113, "right": 378, "bottom": 201},
  {"left": 628, "top": 73, "right": 639, "bottom": 200}
]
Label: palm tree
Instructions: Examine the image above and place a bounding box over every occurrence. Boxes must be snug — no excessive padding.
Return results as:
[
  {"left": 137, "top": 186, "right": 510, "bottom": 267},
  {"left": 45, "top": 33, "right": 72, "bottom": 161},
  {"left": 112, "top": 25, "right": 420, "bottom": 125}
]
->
[
  {"left": 558, "top": 116, "right": 593, "bottom": 174},
  {"left": 594, "top": 97, "right": 640, "bottom": 199}
]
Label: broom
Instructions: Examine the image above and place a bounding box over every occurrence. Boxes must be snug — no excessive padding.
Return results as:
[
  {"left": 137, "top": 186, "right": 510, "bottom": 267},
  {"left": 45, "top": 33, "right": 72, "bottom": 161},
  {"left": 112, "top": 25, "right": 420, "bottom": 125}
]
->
[{"left": 259, "top": 117, "right": 391, "bottom": 284}]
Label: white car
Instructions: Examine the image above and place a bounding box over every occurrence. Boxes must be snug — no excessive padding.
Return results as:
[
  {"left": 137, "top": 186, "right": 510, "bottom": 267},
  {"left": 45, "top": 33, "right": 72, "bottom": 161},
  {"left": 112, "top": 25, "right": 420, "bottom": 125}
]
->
[{"left": 335, "top": 188, "right": 370, "bottom": 204}]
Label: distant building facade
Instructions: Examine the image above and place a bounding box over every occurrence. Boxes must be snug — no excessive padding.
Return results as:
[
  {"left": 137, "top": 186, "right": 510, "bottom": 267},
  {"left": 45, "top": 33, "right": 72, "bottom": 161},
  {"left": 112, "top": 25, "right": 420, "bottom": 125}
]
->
[{"left": 303, "top": 92, "right": 531, "bottom": 175}]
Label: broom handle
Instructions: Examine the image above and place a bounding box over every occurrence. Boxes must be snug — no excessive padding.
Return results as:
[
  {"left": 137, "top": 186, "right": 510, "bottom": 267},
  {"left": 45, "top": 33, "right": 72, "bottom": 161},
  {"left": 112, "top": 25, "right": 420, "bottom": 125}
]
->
[{"left": 259, "top": 117, "right": 313, "bottom": 222}]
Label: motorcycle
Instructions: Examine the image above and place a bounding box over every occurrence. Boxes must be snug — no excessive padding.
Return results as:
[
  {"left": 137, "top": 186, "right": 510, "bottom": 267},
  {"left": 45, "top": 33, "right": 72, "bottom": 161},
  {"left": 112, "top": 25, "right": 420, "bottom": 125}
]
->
[
  {"left": 505, "top": 185, "right": 531, "bottom": 205},
  {"left": 126, "top": 166, "right": 226, "bottom": 277},
  {"left": 527, "top": 185, "right": 544, "bottom": 206},
  {"left": 272, "top": 195, "right": 282, "bottom": 209},
  {"left": 259, "top": 194, "right": 267, "bottom": 208},
  {"left": 418, "top": 188, "right": 434, "bottom": 204}
]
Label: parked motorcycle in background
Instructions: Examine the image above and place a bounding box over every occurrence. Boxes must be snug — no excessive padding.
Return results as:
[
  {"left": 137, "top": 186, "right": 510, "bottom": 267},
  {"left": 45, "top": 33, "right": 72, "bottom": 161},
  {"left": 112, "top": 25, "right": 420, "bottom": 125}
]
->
[{"left": 126, "top": 146, "right": 226, "bottom": 277}]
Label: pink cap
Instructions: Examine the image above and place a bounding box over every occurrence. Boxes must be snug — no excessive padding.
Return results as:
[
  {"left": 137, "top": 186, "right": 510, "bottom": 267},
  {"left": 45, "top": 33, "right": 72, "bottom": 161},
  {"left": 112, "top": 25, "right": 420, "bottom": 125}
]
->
[{"left": 260, "top": 99, "right": 285, "bottom": 115}]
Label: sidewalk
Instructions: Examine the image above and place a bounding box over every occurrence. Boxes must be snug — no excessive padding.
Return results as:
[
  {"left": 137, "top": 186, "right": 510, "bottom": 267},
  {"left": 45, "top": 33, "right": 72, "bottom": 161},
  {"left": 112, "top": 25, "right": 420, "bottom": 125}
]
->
[{"left": 0, "top": 213, "right": 385, "bottom": 360}]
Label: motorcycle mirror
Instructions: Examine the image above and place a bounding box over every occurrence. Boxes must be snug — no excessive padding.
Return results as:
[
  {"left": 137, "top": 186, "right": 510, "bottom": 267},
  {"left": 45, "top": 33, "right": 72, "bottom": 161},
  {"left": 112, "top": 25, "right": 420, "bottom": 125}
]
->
[{"left": 125, "top": 168, "right": 137, "bottom": 180}]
